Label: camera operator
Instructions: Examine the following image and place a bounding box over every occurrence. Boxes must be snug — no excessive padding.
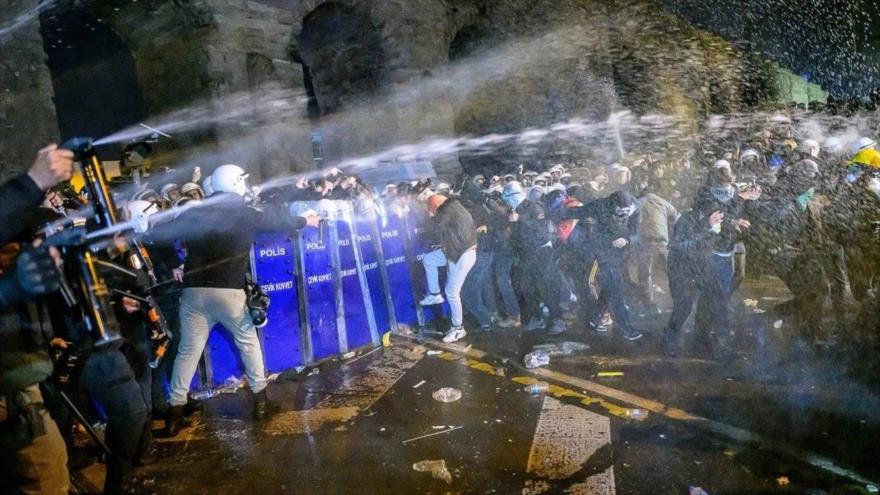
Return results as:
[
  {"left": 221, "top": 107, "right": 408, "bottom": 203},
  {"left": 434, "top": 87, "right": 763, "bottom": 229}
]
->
[
  {"left": 158, "top": 164, "right": 319, "bottom": 436},
  {"left": 0, "top": 144, "right": 73, "bottom": 495}
]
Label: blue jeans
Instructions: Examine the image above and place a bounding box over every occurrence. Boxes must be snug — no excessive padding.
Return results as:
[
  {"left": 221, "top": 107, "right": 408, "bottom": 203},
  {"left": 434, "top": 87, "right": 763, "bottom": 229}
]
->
[
  {"left": 494, "top": 248, "right": 520, "bottom": 317},
  {"left": 462, "top": 251, "right": 495, "bottom": 325}
]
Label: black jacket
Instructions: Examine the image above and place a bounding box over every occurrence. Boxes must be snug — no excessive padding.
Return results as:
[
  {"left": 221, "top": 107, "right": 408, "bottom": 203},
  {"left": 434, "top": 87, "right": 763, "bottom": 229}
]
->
[
  {"left": 429, "top": 198, "right": 476, "bottom": 262},
  {"left": 513, "top": 200, "right": 555, "bottom": 256},
  {"left": 0, "top": 175, "right": 44, "bottom": 246},
  {"left": 155, "top": 194, "right": 306, "bottom": 289},
  {"left": 563, "top": 192, "right": 640, "bottom": 262},
  {"left": 0, "top": 174, "right": 54, "bottom": 395}
]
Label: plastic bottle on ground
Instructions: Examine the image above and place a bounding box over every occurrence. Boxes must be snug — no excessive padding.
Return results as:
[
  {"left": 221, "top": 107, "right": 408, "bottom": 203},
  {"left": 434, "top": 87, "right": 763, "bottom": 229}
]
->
[{"left": 525, "top": 382, "right": 550, "bottom": 394}]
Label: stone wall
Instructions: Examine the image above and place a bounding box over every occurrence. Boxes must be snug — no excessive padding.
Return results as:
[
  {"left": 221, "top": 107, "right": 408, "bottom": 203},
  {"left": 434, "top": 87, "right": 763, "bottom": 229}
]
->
[
  {"left": 0, "top": 0, "right": 59, "bottom": 184},
  {"left": 0, "top": 0, "right": 786, "bottom": 183}
]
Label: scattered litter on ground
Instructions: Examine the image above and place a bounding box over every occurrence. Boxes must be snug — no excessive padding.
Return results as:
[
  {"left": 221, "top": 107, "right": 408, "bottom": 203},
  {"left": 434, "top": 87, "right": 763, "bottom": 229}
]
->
[
  {"left": 753, "top": 308, "right": 766, "bottom": 314},
  {"left": 723, "top": 449, "right": 736, "bottom": 458},
  {"left": 364, "top": 410, "right": 377, "bottom": 417},
  {"left": 776, "top": 476, "right": 790, "bottom": 486},
  {"left": 689, "top": 487, "right": 710, "bottom": 495},
  {"left": 190, "top": 389, "right": 216, "bottom": 400},
  {"left": 524, "top": 382, "right": 549, "bottom": 394},
  {"left": 773, "top": 320, "right": 784, "bottom": 329},
  {"left": 625, "top": 409, "right": 648, "bottom": 420},
  {"left": 659, "top": 434, "right": 667, "bottom": 439},
  {"left": 524, "top": 351, "right": 550, "bottom": 369},
  {"left": 432, "top": 425, "right": 446, "bottom": 430},
  {"left": 761, "top": 296, "right": 785, "bottom": 301},
  {"left": 531, "top": 341, "right": 590, "bottom": 356},
  {"left": 597, "top": 371, "right": 624, "bottom": 378},
  {"left": 295, "top": 366, "right": 306, "bottom": 373},
  {"left": 742, "top": 299, "right": 758, "bottom": 307},
  {"left": 463, "top": 344, "right": 472, "bottom": 352},
  {"left": 495, "top": 367, "right": 506, "bottom": 377},
  {"left": 342, "top": 351, "right": 356, "bottom": 359},
  {"left": 402, "top": 426, "right": 464, "bottom": 445},
  {"left": 412, "top": 459, "right": 453, "bottom": 484},
  {"left": 307, "top": 368, "right": 320, "bottom": 377},
  {"left": 413, "top": 380, "right": 426, "bottom": 389},
  {"left": 866, "top": 484, "right": 879, "bottom": 493},
  {"left": 427, "top": 350, "right": 443, "bottom": 356},
  {"left": 432, "top": 387, "right": 462, "bottom": 403},
  {"left": 266, "top": 372, "right": 281, "bottom": 382},
  {"left": 381, "top": 332, "right": 392, "bottom": 347}
]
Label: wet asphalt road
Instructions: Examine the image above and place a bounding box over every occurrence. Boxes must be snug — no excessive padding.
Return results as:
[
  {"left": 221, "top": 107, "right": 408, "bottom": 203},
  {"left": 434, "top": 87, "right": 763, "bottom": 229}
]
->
[{"left": 102, "top": 276, "right": 880, "bottom": 495}]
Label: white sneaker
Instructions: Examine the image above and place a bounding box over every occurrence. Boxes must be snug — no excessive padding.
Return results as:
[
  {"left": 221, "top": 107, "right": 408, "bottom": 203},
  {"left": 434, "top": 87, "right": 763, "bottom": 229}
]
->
[
  {"left": 442, "top": 326, "right": 467, "bottom": 343},
  {"left": 419, "top": 293, "right": 445, "bottom": 306}
]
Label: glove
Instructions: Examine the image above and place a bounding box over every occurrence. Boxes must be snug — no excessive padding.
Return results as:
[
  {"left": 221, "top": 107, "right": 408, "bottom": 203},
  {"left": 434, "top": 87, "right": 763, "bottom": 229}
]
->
[
  {"left": 0, "top": 246, "right": 61, "bottom": 309},
  {"left": 16, "top": 245, "right": 61, "bottom": 295}
]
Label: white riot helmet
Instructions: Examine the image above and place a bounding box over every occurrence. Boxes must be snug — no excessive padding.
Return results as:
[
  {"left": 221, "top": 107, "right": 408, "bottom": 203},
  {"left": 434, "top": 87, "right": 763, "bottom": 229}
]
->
[
  {"left": 714, "top": 159, "right": 732, "bottom": 170},
  {"left": 850, "top": 136, "right": 876, "bottom": 157},
  {"left": 797, "top": 139, "right": 820, "bottom": 158},
  {"left": 741, "top": 149, "right": 760, "bottom": 161},
  {"left": 125, "top": 200, "right": 160, "bottom": 233},
  {"left": 211, "top": 164, "right": 249, "bottom": 196},
  {"left": 822, "top": 137, "right": 843, "bottom": 155}
]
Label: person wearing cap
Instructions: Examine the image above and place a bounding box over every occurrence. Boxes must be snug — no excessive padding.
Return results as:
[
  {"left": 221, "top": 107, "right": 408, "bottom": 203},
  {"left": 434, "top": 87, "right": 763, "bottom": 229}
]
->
[
  {"left": 665, "top": 167, "right": 758, "bottom": 357},
  {"left": 549, "top": 164, "right": 565, "bottom": 184},
  {"left": 521, "top": 171, "right": 537, "bottom": 188},
  {"left": 418, "top": 194, "right": 477, "bottom": 343},
  {"left": 160, "top": 183, "right": 182, "bottom": 205},
  {"left": 606, "top": 164, "right": 632, "bottom": 194},
  {"left": 180, "top": 182, "right": 205, "bottom": 201},
  {"left": 561, "top": 191, "right": 644, "bottom": 340}
]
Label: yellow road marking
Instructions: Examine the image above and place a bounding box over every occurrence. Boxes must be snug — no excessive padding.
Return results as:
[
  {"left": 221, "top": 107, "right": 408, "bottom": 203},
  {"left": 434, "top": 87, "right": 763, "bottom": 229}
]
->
[{"left": 405, "top": 336, "right": 877, "bottom": 486}]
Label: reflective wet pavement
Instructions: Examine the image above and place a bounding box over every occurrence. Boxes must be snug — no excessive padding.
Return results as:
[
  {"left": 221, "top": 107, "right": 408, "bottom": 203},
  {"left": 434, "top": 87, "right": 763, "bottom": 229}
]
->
[{"left": 112, "top": 290, "right": 880, "bottom": 495}]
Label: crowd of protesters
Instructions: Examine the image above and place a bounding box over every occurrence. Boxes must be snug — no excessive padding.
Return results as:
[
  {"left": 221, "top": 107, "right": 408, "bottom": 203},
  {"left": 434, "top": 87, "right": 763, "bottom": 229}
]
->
[
  {"left": 375, "top": 131, "right": 880, "bottom": 357},
  {"left": 3, "top": 118, "right": 880, "bottom": 493}
]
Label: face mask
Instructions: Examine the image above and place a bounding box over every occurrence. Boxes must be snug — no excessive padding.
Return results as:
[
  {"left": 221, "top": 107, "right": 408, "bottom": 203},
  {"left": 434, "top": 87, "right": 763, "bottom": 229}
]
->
[
  {"left": 614, "top": 205, "right": 635, "bottom": 220},
  {"left": 710, "top": 185, "right": 735, "bottom": 203}
]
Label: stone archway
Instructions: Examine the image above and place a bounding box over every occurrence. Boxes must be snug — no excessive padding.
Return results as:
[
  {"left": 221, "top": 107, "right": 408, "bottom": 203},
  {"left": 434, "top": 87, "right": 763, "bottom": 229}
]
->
[
  {"left": 39, "top": 5, "right": 146, "bottom": 147},
  {"left": 297, "top": 2, "right": 384, "bottom": 117}
]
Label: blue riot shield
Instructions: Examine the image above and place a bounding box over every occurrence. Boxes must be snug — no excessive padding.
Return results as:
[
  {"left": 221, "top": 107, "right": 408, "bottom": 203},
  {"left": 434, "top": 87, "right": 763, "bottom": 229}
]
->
[
  {"left": 377, "top": 211, "right": 422, "bottom": 328},
  {"left": 253, "top": 232, "right": 304, "bottom": 372}
]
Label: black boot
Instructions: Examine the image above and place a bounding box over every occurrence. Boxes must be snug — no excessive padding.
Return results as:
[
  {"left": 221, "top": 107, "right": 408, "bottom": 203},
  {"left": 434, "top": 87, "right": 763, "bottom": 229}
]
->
[
  {"left": 252, "top": 389, "right": 279, "bottom": 421},
  {"left": 163, "top": 405, "right": 190, "bottom": 438}
]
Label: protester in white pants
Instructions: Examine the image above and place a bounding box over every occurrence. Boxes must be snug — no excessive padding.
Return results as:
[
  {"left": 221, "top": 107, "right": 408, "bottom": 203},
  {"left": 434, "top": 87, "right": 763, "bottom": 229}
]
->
[
  {"left": 421, "top": 247, "right": 478, "bottom": 336},
  {"left": 419, "top": 194, "right": 478, "bottom": 343}
]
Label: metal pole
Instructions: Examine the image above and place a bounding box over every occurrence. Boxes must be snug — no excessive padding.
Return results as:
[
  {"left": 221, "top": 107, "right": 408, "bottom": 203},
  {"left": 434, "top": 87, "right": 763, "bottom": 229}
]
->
[
  {"left": 327, "top": 202, "right": 349, "bottom": 354},
  {"left": 346, "top": 206, "right": 380, "bottom": 346}
]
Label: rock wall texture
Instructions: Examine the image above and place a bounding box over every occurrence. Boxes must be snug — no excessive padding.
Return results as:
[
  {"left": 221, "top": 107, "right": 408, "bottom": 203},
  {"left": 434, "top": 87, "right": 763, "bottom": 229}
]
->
[
  {"left": 0, "top": 0, "right": 786, "bottom": 182},
  {"left": 0, "top": 0, "right": 59, "bottom": 184}
]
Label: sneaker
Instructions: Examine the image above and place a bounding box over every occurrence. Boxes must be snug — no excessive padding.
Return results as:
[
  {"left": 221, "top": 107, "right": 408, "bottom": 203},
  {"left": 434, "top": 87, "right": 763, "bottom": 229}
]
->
[
  {"left": 589, "top": 319, "right": 608, "bottom": 333},
  {"left": 524, "top": 317, "right": 546, "bottom": 331},
  {"left": 442, "top": 326, "right": 467, "bottom": 343},
  {"left": 548, "top": 319, "right": 567, "bottom": 335},
  {"left": 622, "top": 328, "right": 644, "bottom": 341},
  {"left": 419, "top": 293, "right": 445, "bottom": 306},
  {"left": 497, "top": 315, "right": 521, "bottom": 328}
]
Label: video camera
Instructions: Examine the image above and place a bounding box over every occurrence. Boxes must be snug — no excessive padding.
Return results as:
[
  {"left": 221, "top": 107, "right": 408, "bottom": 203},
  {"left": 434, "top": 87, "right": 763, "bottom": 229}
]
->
[{"left": 43, "top": 138, "right": 173, "bottom": 364}]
